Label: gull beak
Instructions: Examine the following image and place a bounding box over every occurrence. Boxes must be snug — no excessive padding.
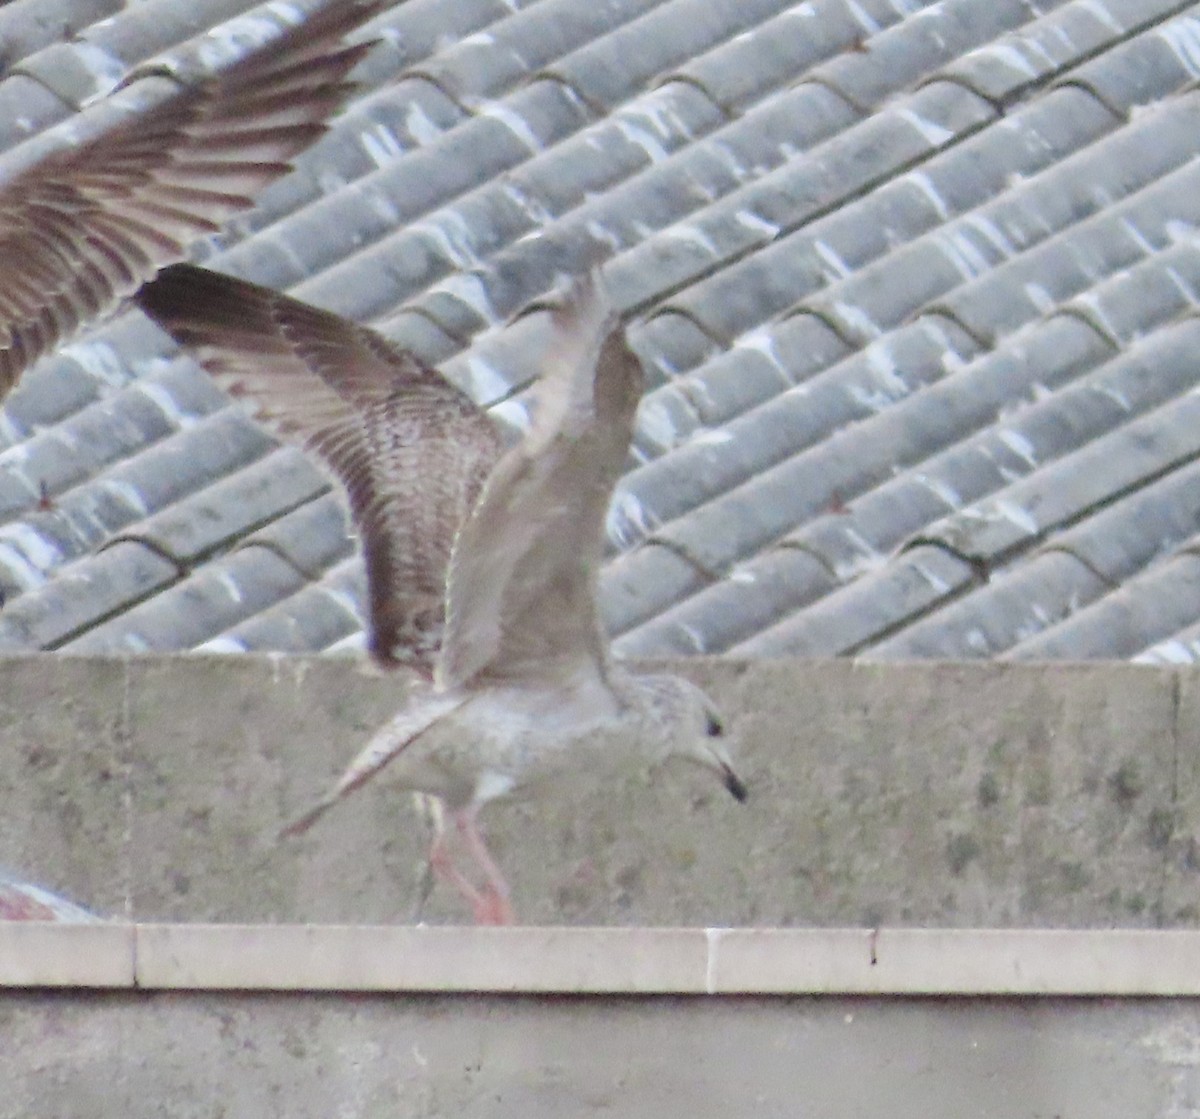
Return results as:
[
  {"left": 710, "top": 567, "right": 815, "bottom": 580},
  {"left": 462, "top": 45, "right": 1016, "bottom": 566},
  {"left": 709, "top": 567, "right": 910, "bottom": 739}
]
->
[{"left": 721, "top": 763, "right": 748, "bottom": 803}]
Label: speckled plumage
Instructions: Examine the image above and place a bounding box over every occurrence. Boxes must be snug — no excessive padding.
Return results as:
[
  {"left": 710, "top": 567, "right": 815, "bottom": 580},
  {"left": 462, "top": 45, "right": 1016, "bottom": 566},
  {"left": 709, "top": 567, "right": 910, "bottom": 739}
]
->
[{"left": 137, "top": 262, "right": 503, "bottom": 674}]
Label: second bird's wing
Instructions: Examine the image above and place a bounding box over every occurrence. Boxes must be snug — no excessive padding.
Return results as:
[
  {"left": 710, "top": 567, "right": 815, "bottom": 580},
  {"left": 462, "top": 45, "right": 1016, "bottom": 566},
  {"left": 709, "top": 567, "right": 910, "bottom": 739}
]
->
[{"left": 0, "top": 0, "right": 378, "bottom": 398}]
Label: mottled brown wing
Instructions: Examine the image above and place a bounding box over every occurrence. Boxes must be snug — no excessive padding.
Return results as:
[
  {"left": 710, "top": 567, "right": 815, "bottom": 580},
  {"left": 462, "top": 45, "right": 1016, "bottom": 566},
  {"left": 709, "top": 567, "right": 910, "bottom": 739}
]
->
[
  {"left": 136, "top": 263, "right": 505, "bottom": 674},
  {"left": 439, "top": 272, "right": 643, "bottom": 689},
  {"left": 0, "top": 0, "right": 380, "bottom": 399}
]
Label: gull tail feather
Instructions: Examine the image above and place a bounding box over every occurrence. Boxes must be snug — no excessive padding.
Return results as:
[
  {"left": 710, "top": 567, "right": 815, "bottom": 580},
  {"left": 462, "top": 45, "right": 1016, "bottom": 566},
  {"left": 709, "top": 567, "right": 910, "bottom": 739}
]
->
[{"left": 278, "top": 691, "right": 465, "bottom": 840}]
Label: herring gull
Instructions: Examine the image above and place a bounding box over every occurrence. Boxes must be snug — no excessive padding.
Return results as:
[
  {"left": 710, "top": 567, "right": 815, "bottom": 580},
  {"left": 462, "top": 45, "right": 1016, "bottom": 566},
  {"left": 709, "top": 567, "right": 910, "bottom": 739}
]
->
[{"left": 136, "top": 262, "right": 748, "bottom": 925}]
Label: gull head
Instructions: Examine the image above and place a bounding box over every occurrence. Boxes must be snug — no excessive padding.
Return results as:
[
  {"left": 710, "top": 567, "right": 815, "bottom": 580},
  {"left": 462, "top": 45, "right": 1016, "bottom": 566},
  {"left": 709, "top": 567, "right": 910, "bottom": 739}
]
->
[{"left": 633, "top": 674, "right": 748, "bottom": 802}]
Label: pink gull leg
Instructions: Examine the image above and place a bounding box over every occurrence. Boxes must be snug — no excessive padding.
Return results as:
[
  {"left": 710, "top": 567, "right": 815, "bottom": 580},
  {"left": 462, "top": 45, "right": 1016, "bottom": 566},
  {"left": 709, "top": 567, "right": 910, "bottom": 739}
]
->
[
  {"left": 428, "top": 819, "right": 496, "bottom": 925},
  {"left": 456, "top": 805, "right": 515, "bottom": 926}
]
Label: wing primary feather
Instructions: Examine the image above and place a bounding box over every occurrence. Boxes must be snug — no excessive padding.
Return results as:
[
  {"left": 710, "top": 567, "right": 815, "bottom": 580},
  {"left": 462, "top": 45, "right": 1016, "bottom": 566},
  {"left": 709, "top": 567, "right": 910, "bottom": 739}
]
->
[
  {"left": 136, "top": 263, "right": 505, "bottom": 675},
  {"left": 0, "top": 0, "right": 382, "bottom": 400}
]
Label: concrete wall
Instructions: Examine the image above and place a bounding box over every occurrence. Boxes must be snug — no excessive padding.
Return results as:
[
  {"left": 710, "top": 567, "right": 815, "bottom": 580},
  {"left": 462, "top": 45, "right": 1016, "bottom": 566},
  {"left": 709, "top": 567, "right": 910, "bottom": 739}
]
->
[
  {"left": 6, "top": 988, "right": 1200, "bottom": 1119},
  {"left": 6, "top": 655, "right": 1200, "bottom": 1117},
  {"left": 1, "top": 655, "right": 1197, "bottom": 927}
]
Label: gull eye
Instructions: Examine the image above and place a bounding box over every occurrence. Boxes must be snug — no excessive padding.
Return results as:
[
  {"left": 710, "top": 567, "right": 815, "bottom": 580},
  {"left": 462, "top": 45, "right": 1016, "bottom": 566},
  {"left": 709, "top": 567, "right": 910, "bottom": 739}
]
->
[{"left": 706, "top": 713, "right": 724, "bottom": 738}]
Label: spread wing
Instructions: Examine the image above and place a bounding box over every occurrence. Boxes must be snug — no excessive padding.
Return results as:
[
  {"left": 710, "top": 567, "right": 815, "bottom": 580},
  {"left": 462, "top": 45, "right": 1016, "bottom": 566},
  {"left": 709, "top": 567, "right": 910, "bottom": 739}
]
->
[
  {"left": 136, "top": 263, "right": 505, "bottom": 674},
  {"left": 280, "top": 690, "right": 467, "bottom": 837},
  {"left": 438, "top": 272, "right": 644, "bottom": 689},
  {"left": 0, "top": 0, "right": 379, "bottom": 400}
]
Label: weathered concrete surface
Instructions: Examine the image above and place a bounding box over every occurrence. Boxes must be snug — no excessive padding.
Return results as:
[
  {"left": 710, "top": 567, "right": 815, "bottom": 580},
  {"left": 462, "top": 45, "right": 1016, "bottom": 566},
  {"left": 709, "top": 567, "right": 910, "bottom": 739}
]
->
[
  {"left": 5, "top": 991, "right": 1200, "bottom": 1118},
  {"left": 0, "top": 656, "right": 1195, "bottom": 927}
]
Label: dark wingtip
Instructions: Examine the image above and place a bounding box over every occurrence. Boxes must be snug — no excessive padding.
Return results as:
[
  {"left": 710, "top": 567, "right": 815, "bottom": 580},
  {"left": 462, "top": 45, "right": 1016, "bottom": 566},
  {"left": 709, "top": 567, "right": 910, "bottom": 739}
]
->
[
  {"left": 277, "top": 808, "right": 320, "bottom": 841},
  {"left": 722, "top": 765, "right": 748, "bottom": 803}
]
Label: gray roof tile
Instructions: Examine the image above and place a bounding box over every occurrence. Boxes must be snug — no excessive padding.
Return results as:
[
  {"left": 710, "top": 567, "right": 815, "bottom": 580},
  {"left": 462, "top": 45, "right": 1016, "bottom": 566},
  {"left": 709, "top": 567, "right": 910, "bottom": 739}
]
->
[
  {"left": 864, "top": 549, "right": 1107, "bottom": 659},
  {"left": 222, "top": 77, "right": 469, "bottom": 246},
  {"left": 669, "top": 2, "right": 874, "bottom": 115},
  {"left": 14, "top": 0, "right": 329, "bottom": 109},
  {"left": 0, "top": 403, "right": 274, "bottom": 600},
  {"left": 0, "top": 517, "right": 93, "bottom": 599},
  {"left": 0, "top": 77, "right": 74, "bottom": 150},
  {"left": 64, "top": 546, "right": 306, "bottom": 653},
  {"left": 780, "top": 315, "right": 1114, "bottom": 570},
  {"left": 1047, "top": 458, "right": 1200, "bottom": 585},
  {"left": 651, "top": 454, "right": 833, "bottom": 575},
  {"left": 434, "top": 307, "right": 558, "bottom": 407},
  {"left": 611, "top": 546, "right": 836, "bottom": 655},
  {"left": 14, "top": 41, "right": 130, "bottom": 109},
  {"left": 40, "top": 395, "right": 262, "bottom": 511},
  {"left": 77, "top": 0, "right": 258, "bottom": 70},
  {"left": 414, "top": 0, "right": 663, "bottom": 103},
  {"left": 627, "top": 312, "right": 722, "bottom": 387},
  {"left": 0, "top": 356, "right": 105, "bottom": 451},
  {"left": 542, "top": 0, "right": 798, "bottom": 109},
  {"left": 598, "top": 543, "right": 713, "bottom": 635},
  {"left": 1005, "top": 552, "right": 1200, "bottom": 661},
  {"left": 406, "top": 68, "right": 824, "bottom": 333},
  {"left": 931, "top": 146, "right": 1200, "bottom": 344},
  {"left": 617, "top": 301, "right": 1113, "bottom": 639},
  {"left": 803, "top": 95, "right": 1200, "bottom": 343},
  {"left": 4, "top": 0, "right": 1200, "bottom": 663},
  {"left": 0, "top": 71, "right": 176, "bottom": 182},
  {"left": 919, "top": 323, "right": 1200, "bottom": 566},
  {"left": 367, "top": 0, "right": 526, "bottom": 71},
  {"left": 662, "top": 82, "right": 1106, "bottom": 341},
  {"left": 0, "top": 366, "right": 198, "bottom": 513},
  {"left": 809, "top": 0, "right": 1066, "bottom": 109},
  {"left": 199, "top": 557, "right": 365, "bottom": 654},
  {"left": 291, "top": 78, "right": 595, "bottom": 328},
  {"left": 597, "top": 86, "right": 863, "bottom": 311},
  {"left": 1062, "top": 240, "right": 1200, "bottom": 345},
  {"left": 1063, "top": 7, "right": 1200, "bottom": 114},
  {"left": 1137, "top": 636, "right": 1200, "bottom": 666},
  {"left": 502, "top": 81, "right": 725, "bottom": 219},
  {"left": 122, "top": 447, "right": 327, "bottom": 566},
  {"left": 237, "top": 492, "right": 353, "bottom": 577},
  {"left": 638, "top": 313, "right": 850, "bottom": 442},
  {"left": 301, "top": 81, "right": 726, "bottom": 329},
  {"left": 0, "top": 540, "right": 179, "bottom": 651},
  {"left": 1135, "top": 594, "right": 1200, "bottom": 665},
  {"left": 0, "top": 0, "right": 121, "bottom": 66},
  {"left": 620, "top": 316, "right": 979, "bottom": 541},
  {"left": 734, "top": 544, "right": 977, "bottom": 657},
  {"left": 938, "top": 0, "right": 1183, "bottom": 105}
]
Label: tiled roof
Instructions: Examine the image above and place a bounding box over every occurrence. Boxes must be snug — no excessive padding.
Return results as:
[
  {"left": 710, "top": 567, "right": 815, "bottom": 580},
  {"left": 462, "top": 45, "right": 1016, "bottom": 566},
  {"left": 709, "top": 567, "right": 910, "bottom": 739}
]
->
[{"left": 2, "top": 0, "right": 1200, "bottom": 663}]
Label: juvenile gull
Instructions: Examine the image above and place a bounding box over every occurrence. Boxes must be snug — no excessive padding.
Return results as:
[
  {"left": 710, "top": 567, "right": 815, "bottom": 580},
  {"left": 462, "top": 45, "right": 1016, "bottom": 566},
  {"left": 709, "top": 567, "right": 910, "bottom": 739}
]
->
[
  {"left": 136, "top": 263, "right": 747, "bottom": 925},
  {"left": 0, "top": 0, "right": 379, "bottom": 401}
]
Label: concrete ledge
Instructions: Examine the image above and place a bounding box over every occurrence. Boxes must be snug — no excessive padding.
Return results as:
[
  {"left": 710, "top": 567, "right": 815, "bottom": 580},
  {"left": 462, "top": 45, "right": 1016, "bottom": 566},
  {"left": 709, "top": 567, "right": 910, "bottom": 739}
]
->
[
  {"left": 133, "top": 924, "right": 708, "bottom": 992},
  {"left": 0, "top": 923, "right": 133, "bottom": 987},
  {"left": 6, "top": 925, "right": 1200, "bottom": 995}
]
